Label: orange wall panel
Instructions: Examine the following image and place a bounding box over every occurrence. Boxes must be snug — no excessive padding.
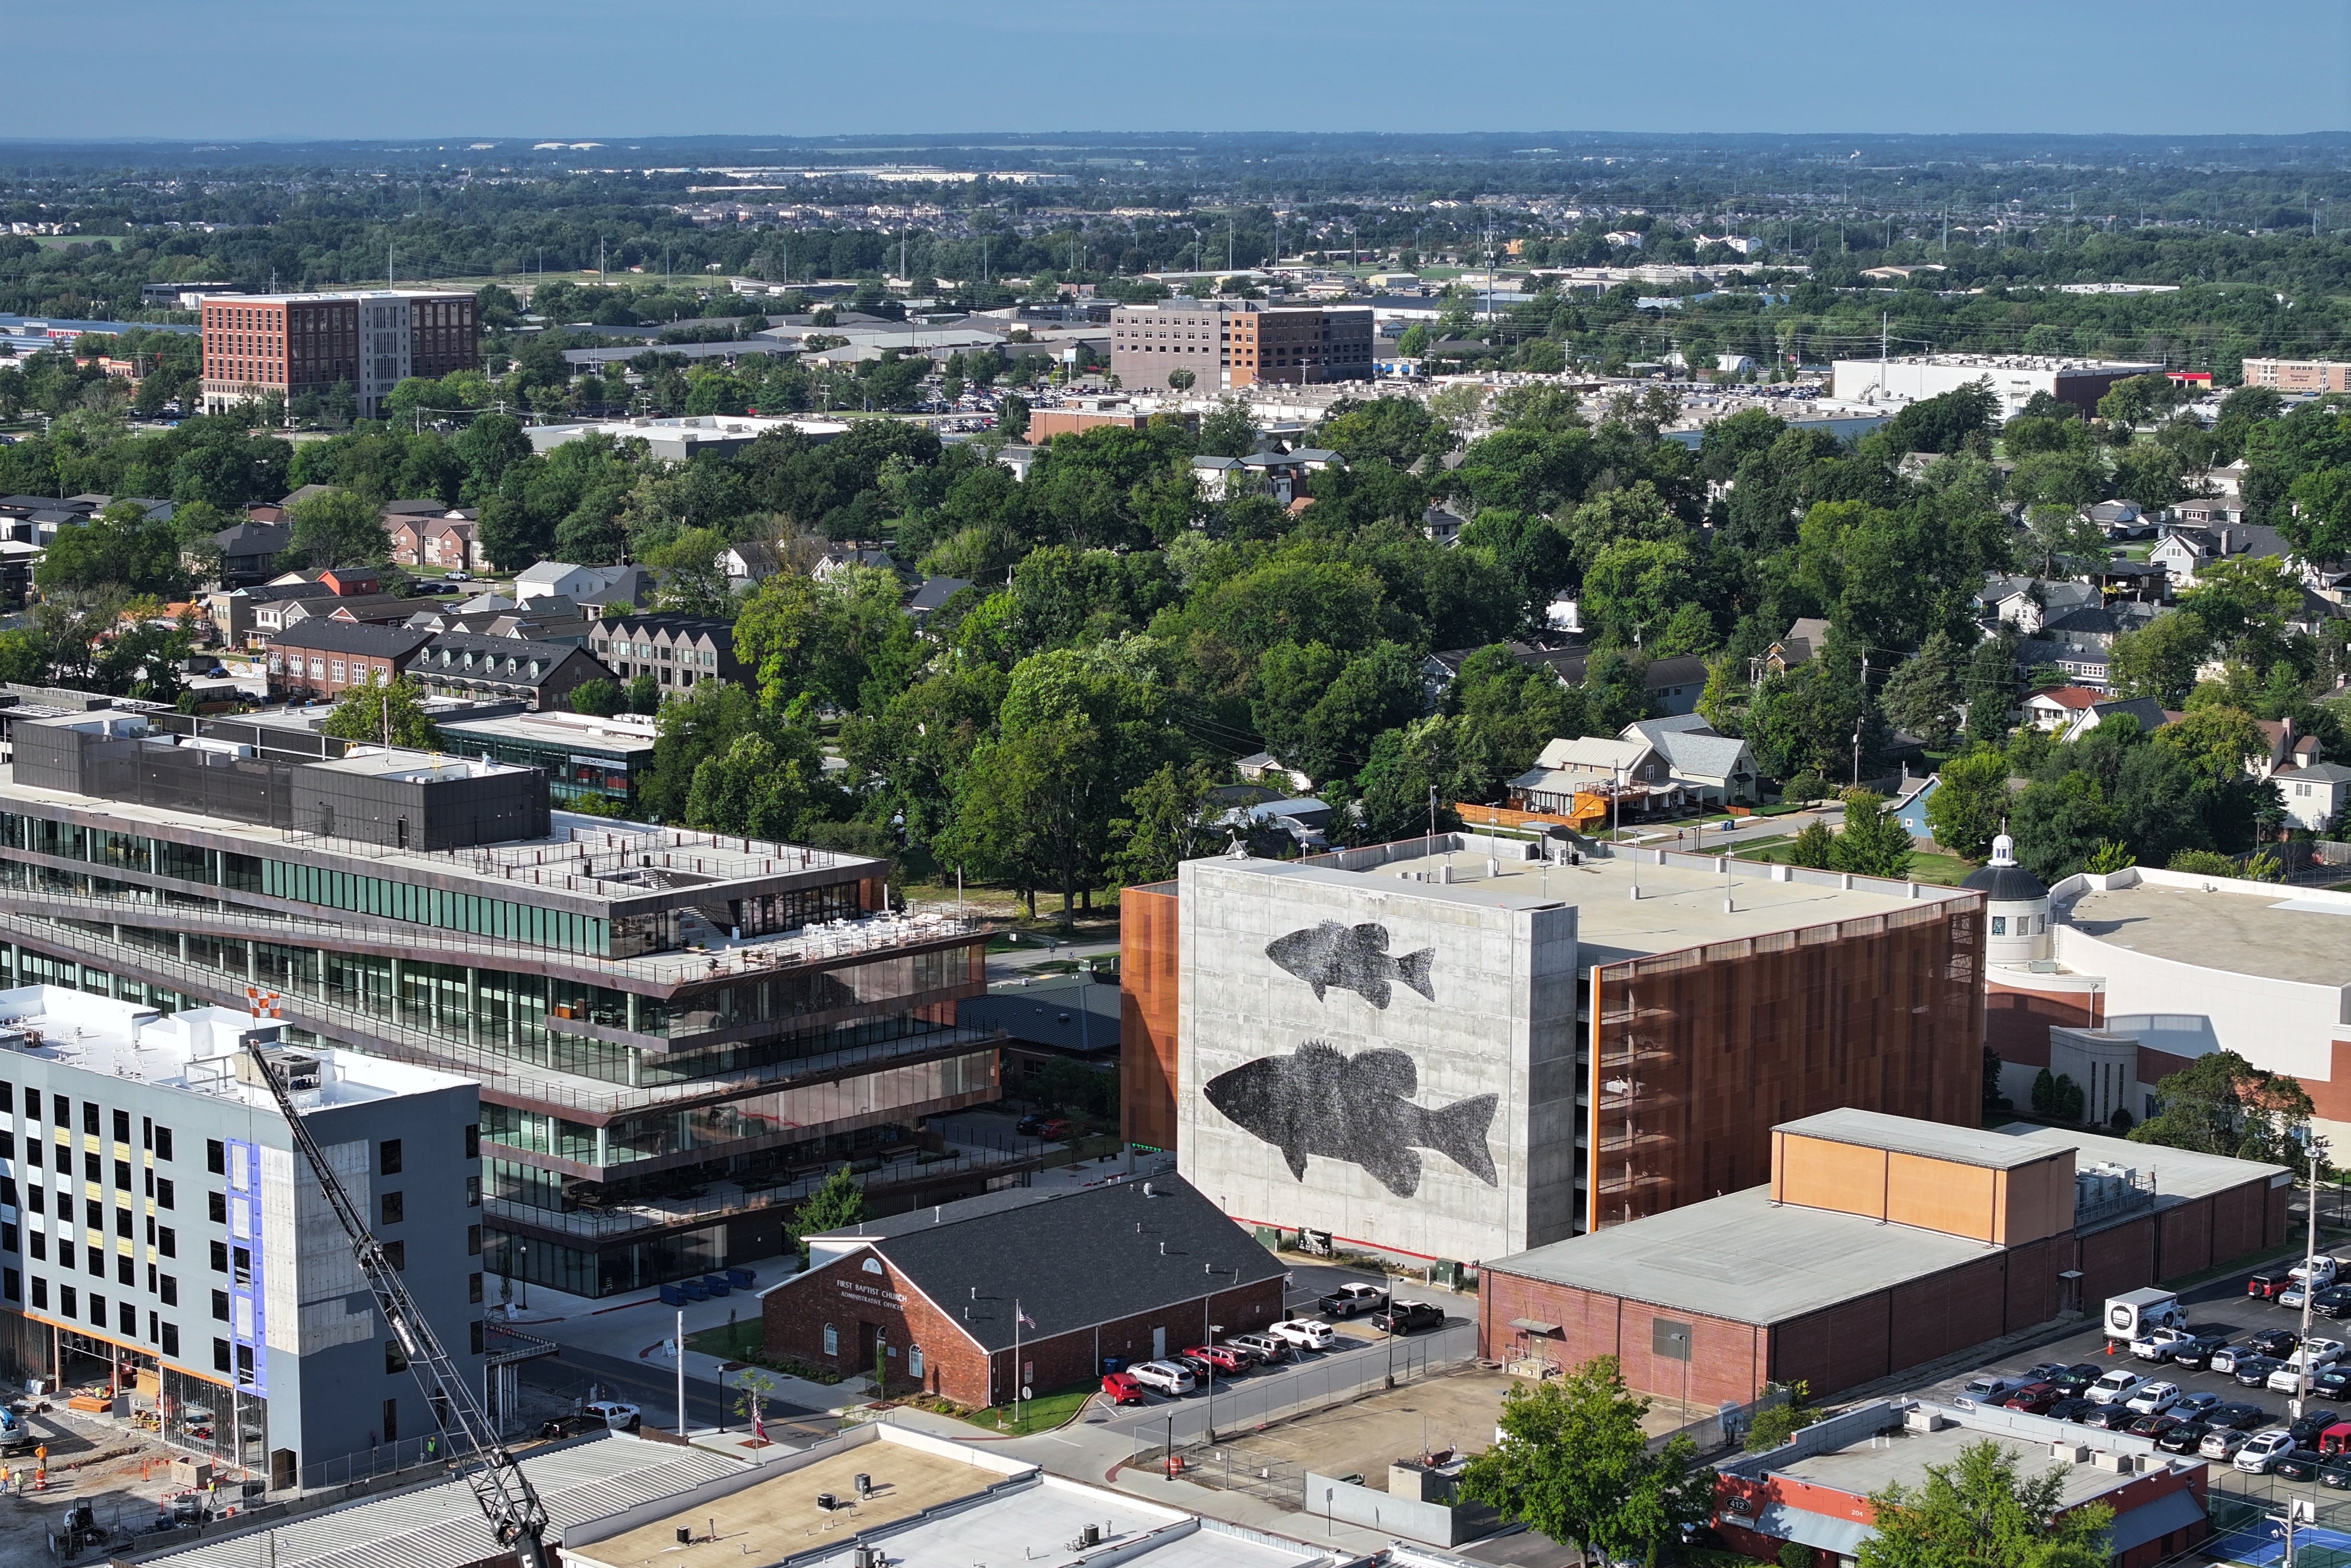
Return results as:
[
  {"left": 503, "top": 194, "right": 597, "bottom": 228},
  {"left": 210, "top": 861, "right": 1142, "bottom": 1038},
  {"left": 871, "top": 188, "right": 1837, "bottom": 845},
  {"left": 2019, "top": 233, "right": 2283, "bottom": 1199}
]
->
[
  {"left": 1886, "top": 1152, "right": 1998, "bottom": 1241},
  {"left": 1119, "top": 883, "right": 1180, "bottom": 1152},
  {"left": 1773, "top": 1134, "right": 1891, "bottom": 1221}
]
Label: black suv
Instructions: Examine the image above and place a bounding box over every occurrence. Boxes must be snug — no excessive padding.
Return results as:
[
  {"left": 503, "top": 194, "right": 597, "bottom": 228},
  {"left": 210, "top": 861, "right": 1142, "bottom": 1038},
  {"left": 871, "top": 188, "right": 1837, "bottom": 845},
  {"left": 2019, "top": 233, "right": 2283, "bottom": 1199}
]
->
[
  {"left": 1372, "top": 1301, "right": 1447, "bottom": 1334},
  {"left": 2209, "top": 1401, "right": 2268, "bottom": 1430},
  {"left": 2050, "top": 1362, "right": 2106, "bottom": 1395},
  {"left": 2252, "top": 1328, "right": 2303, "bottom": 1358},
  {"left": 2317, "top": 1286, "right": 2351, "bottom": 1319},
  {"left": 2157, "top": 1423, "right": 2211, "bottom": 1455}
]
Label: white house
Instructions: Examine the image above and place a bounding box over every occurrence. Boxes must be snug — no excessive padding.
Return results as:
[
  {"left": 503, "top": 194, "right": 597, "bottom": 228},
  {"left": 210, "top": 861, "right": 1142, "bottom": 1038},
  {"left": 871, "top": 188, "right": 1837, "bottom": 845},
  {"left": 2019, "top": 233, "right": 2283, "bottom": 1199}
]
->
[
  {"left": 2275, "top": 761, "right": 2350, "bottom": 833},
  {"left": 1621, "top": 716, "right": 1761, "bottom": 806}
]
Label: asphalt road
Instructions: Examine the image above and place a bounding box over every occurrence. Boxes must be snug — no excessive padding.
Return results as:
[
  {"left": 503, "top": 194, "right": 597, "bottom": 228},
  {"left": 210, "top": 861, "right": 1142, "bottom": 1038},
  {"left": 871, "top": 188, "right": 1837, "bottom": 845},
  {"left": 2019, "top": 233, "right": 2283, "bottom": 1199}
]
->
[{"left": 517, "top": 1341, "right": 836, "bottom": 1442}]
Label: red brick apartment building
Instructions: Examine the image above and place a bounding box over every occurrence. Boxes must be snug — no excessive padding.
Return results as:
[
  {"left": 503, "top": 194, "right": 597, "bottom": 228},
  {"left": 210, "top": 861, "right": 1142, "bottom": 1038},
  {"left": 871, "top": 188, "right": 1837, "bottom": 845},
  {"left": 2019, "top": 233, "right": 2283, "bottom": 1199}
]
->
[
  {"left": 266, "top": 621, "right": 432, "bottom": 702},
  {"left": 203, "top": 290, "right": 478, "bottom": 418},
  {"left": 763, "top": 1176, "right": 1284, "bottom": 1408}
]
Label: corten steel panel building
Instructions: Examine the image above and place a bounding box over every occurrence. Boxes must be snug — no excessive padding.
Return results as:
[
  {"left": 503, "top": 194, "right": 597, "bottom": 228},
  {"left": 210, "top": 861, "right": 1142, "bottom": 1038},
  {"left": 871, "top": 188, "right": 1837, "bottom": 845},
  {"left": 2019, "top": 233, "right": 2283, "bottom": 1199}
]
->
[
  {"left": 0, "top": 986, "right": 482, "bottom": 1485},
  {"left": 1118, "top": 880, "right": 1179, "bottom": 1154},
  {"left": 1478, "top": 1110, "right": 2288, "bottom": 1410},
  {"left": 0, "top": 708, "right": 1000, "bottom": 1299},
  {"left": 1145, "top": 836, "right": 1983, "bottom": 1269}
]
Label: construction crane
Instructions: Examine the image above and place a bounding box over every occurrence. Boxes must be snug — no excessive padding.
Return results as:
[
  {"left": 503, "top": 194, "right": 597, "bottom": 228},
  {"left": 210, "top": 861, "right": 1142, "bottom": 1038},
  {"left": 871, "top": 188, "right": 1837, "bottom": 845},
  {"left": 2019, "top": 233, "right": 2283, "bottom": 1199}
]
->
[{"left": 240, "top": 1032, "right": 550, "bottom": 1568}]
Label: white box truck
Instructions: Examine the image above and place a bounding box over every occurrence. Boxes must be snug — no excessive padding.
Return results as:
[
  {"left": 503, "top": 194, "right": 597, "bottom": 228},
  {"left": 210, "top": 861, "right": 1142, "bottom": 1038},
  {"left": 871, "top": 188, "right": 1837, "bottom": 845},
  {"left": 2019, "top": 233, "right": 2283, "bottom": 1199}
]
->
[{"left": 2106, "top": 1287, "right": 2186, "bottom": 1342}]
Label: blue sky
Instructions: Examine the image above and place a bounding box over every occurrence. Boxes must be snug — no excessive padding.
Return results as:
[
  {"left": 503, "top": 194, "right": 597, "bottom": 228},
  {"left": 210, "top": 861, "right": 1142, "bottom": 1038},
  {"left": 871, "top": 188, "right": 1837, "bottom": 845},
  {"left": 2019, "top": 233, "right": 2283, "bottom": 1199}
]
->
[{"left": 23, "top": 0, "right": 2349, "bottom": 140}]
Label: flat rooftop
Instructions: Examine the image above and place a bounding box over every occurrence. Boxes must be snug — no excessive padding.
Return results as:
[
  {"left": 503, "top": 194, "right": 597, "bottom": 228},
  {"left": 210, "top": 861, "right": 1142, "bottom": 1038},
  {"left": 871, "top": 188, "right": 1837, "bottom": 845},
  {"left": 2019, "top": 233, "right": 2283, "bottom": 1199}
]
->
[
  {"left": 1779, "top": 1107, "right": 2065, "bottom": 1170},
  {"left": 1486, "top": 1185, "right": 1992, "bottom": 1325},
  {"left": 2065, "top": 881, "right": 2351, "bottom": 988},
  {"left": 1996, "top": 1122, "right": 2288, "bottom": 1204},
  {"left": 563, "top": 1429, "right": 1321, "bottom": 1568},
  {"left": 141, "top": 1433, "right": 743, "bottom": 1568},
  {"left": 0, "top": 985, "right": 468, "bottom": 1110},
  {"left": 440, "top": 707, "right": 660, "bottom": 756},
  {"left": 1774, "top": 1419, "right": 2147, "bottom": 1510},
  {"left": 1282, "top": 836, "right": 1969, "bottom": 972}
]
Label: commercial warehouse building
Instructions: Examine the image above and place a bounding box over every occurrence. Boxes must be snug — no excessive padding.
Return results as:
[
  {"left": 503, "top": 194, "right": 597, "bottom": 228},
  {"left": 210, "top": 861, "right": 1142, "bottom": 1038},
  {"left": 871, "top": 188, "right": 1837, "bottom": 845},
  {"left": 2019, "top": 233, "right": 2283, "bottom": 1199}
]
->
[
  {"left": 1477, "top": 1109, "right": 2287, "bottom": 1409},
  {"left": 0, "top": 706, "right": 998, "bottom": 1298},
  {"left": 1830, "top": 354, "right": 2165, "bottom": 418},
  {"left": 1129, "top": 835, "right": 1983, "bottom": 1272},
  {"left": 0, "top": 985, "right": 483, "bottom": 1482},
  {"left": 1979, "top": 861, "right": 2351, "bottom": 1153}
]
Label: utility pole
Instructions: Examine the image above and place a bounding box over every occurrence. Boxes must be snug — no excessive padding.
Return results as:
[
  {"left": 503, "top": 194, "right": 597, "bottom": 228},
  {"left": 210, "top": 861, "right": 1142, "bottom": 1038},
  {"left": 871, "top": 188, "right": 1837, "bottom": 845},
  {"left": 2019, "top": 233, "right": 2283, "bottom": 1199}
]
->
[{"left": 2294, "top": 1142, "right": 2323, "bottom": 1418}]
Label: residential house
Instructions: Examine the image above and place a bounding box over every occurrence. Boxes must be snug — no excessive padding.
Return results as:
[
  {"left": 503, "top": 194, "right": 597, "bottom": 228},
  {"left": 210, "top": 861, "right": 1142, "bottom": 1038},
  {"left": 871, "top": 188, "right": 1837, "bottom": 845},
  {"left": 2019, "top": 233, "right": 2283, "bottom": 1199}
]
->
[
  {"left": 1235, "top": 752, "right": 1315, "bottom": 794},
  {"left": 1766, "top": 617, "right": 1831, "bottom": 674},
  {"left": 2014, "top": 635, "right": 2110, "bottom": 692},
  {"left": 209, "top": 579, "right": 337, "bottom": 647},
  {"left": 2090, "top": 557, "right": 2171, "bottom": 603},
  {"left": 811, "top": 546, "right": 894, "bottom": 583},
  {"left": 2174, "top": 498, "right": 2243, "bottom": 529},
  {"left": 403, "top": 601, "right": 590, "bottom": 648},
  {"left": 1980, "top": 575, "right": 2098, "bottom": 634},
  {"left": 590, "top": 613, "right": 745, "bottom": 696},
  {"left": 2148, "top": 521, "right": 2292, "bottom": 591},
  {"left": 513, "top": 560, "right": 654, "bottom": 614},
  {"left": 278, "top": 593, "right": 416, "bottom": 632},
  {"left": 906, "top": 576, "right": 973, "bottom": 627},
  {"left": 1620, "top": 716, "right": 1761, "bottom": 805},
  {"left": 2275, "top": 759, "right": 2350, "bottom": 833},
  {"left": 722, "top": 539, "right": 784, "bottom": 591},
  {"left": 264, "top": 621, "right": 432, "bottom": 702},
  {"left": 1507, "top": 735, "right": 1690, "bottom": 817},
  {"left": 2020, "top": 686, "right": 2106, "bottom": 732},
  {"left": 2023, "top": 687, "right": 2173, "bottom": 741},
  {"left": 276, "top": 483, "right": 337, "bottom": 510},
  {"left": 1538, "top": 651, "right": 1709, "bottom": 716},
  {"left": 208, "top": 519, "right": 292, "bottom": 586},
  {"left": 1190, "top": 455, "right": 1247, "bottom": 501},
  {"left": 1422, "top": 505, "right": 1468, "bottom": 546},
  {"left": 2084, "top": 499, "right": 2153, "bottom": 539},
  {"left": 409, "top": 631, "right": 613, "bottom": 711},
  {"left": 383, "top": 501, "right": 483, "bottom": 571}
]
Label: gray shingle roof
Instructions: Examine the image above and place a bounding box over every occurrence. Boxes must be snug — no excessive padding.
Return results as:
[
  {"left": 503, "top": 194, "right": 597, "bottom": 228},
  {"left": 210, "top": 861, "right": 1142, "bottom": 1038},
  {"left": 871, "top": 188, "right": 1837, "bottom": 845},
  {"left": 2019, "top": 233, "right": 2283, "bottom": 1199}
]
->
[
  {"left": 1653, "top": 729, "right": 1753, "bottom": 780},
  {"left": 818, "top": 1175, "right": 1286, "bottom": 1352},
  {"left": 268, "top": 622, "right": 433, "bottom": 659}
]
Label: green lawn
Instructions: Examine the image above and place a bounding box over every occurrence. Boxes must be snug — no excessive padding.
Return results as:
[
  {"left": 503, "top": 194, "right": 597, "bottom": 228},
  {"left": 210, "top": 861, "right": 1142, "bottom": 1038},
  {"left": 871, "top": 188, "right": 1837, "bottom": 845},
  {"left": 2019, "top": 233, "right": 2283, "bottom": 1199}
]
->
[
  {"left": 955, "top": 1385, "right": 1095, "bottom": 1436},
  {"left": 685, "top": 1319, "right": 764, "bottom": 1361},
  {"left": 1734, "top": 840, "right": 1972, "bottom": 886}
]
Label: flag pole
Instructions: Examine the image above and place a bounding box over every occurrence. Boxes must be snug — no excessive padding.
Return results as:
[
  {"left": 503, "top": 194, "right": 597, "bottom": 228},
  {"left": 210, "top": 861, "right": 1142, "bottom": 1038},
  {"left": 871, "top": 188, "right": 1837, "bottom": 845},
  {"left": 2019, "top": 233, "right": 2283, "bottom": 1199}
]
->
[{"left": 1014, "top": 1300, "right": 1023, "bottom": 1430}]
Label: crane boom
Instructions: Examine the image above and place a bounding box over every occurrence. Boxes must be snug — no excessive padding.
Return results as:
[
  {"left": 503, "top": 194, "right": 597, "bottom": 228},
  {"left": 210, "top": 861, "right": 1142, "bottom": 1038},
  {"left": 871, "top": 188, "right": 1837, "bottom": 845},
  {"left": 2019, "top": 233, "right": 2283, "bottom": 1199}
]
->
[{"left": 242, "top": 1038, "right": 549, "bottom": 1568}]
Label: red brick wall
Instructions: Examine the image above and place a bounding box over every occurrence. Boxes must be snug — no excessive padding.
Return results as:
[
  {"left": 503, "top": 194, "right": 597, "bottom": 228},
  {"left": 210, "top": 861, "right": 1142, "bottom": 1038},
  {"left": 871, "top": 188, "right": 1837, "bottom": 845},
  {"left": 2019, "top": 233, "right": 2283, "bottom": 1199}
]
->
[
  {"left": 1478, "top": 1270, "right": 1767, "bottom": 1407},
  {"left": 1886, "top": 1253, "right": 2011, "bottom": 1372},
  {"left": 761, "top": 1246, "right": 1281, "bottom": 1408},
  {"left": 1982, "top": 980, "right": 2101, "bottom": 1069}
]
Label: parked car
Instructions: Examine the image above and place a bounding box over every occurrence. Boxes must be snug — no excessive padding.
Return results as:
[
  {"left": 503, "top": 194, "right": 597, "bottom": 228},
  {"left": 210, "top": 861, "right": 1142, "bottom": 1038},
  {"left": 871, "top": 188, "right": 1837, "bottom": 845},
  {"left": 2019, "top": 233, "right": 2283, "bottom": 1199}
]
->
[
  {"left": 1169, "top": 1350, "right": 1216, "bottom": 1378},
  {"left": 2316, "top": 1368, "right": 2351, "bottom": 1401},
  {"left": 2252, "top": 1329, "right": 2302, "bottom": 1358},
  {"left": 2237, "top": 1356, "right": 2287, "bottom": 1388},
  {"left": 2078, "top": 1403, "right": 2137, "bottom": 1430},
  {"left": 2131, "top": 1327, "right": 2196, "bottom": 1362},
  {"left": 584, "top": 1400, "right": 640, "bottom": 1431},
  {"left": 2086, "top": 1370, "right": 2144, "bottom": 1406},
  {"left": 2157, "top": 1423, "right": 2212, "bottom": 1455},
  {"left": 2174, "top": 1391, "right": 2223, "bottom": 1421},
  {"left": 2210, "top": 1344, "right": 2258, "bottom": 1374},
  {"left": 2046, "top": 1398, "right": 2097, "bottom": 1424},
  {"left": 2315, "top": 1286, "right": 2351, "bottom": 1319},
  {"left": 1225, "top": 1333, "right": 1291, "bottom": 1365},
  {"left": 2202, "top": 1429, "right": 2253, "bottom": 1461},
  {"left": 1128, "top": 1360, "right": 1197, "bottom": 1397},
  {"left": 2209, "top": 1401, "right": 2269, "bottom": 1430},
  {"left": 2238, "top": 1430, "right": 2298, "bottom": 1473},
  {"left": 536, "top": 1413, "right": 605, "bottom": 1440},
  {"left": 1961, "top": 1374, "right": 2023, "bottom": 1404},
  {"left": 2169, "top": 1336, "right": 2230, "bottom": 1370},
  {"left": 2321, "top": 1458, "right": 2351, "bottom": 1491},
  {"left": 2002, "top": 1382, "right": 2061, "bottom": 1414},
  {"left": 1182, "top": 1344, "right": 1250, "bottom": 1375},
  {"left": 2024, "top": 1361, "right": 2072, "bottom": 1384},
  {"left": 2277, "top": 1450, "right": 2326, "bottom": 1482},
  {"left": 2291, "top": 1413, "right": 2340, "bottom": 1447},
  {"left": 2128, "top": 1413, "right": 2184, "bottom": 1440},
  {"left": 1320, "top": 1282, "right": 1389, "bottom": 1318},
  {"left": 1100, "top": 1371, "right": 1146, "bottom": 1406},
  {"left": 2125, "top": 1381, "right": 2182, "bottom": 1414},
  {"left": 1372, "top": 1301, "right": 1446, "bottom": 1335},
  {"left": 1269, "top": 1319, "right": 1335, "bottom": 1351},
  {"left": 2050, "top": 1363, "right": 2106, "bottom": 1396},
  {"left": 2251, "top": 1273, "right": 2291, "bottom": 1300}
]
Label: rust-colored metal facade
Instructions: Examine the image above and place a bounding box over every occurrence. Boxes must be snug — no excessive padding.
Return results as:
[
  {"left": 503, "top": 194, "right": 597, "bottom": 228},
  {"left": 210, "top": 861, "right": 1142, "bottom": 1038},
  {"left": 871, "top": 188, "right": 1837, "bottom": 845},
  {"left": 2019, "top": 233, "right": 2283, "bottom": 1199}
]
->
[
  {"left": 1588, "top": 898, "right": 1984, "bottom": 1230},
  {"left": 1118, "top": 881, "right": 1180, "bottom": 1152}
]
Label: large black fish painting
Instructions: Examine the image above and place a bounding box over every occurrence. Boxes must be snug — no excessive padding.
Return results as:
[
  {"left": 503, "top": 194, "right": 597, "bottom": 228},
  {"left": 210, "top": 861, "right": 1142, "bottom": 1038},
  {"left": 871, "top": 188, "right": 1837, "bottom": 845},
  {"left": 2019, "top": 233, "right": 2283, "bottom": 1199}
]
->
[
  {"left": 1203, "top": 1041, "right": 1497, "bottom": 1197},
  {"left": 1265, "top": 921, "right": 1435, "bottom": 1009}
]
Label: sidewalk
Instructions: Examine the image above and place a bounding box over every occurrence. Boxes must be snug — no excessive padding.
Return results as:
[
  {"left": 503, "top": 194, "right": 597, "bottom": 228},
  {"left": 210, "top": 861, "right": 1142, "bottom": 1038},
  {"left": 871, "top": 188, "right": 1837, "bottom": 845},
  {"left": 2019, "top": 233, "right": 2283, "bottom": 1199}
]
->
[{"left": 500, "top": 1277, "right": 851, "bottom": 1417}]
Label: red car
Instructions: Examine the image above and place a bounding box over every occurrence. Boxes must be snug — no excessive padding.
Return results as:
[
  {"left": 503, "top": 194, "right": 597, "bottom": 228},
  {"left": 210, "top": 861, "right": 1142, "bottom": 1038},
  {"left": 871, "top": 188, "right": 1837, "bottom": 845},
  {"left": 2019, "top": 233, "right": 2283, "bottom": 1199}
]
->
[
  {"left": 2002, "top": 1381, "right": 2060, "bottom": 1414},
  {"left": 1101, "top": 1371, "right": 1145, "bottom": 1405},
  {"left": 1183, "top": 1344, "right": 1251, "bottom": 1375},
  {"left": 2251, "top": 1274, "right": 2291, "bottom": 1300}
]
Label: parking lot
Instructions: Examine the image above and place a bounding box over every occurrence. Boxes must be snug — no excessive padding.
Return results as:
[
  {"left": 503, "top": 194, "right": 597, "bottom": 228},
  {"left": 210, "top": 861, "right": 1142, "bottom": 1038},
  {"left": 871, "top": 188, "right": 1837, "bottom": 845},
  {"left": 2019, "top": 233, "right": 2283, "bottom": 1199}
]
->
[{"left": 1931, "top": 1251, "right": 2351, "bottom": 1514}]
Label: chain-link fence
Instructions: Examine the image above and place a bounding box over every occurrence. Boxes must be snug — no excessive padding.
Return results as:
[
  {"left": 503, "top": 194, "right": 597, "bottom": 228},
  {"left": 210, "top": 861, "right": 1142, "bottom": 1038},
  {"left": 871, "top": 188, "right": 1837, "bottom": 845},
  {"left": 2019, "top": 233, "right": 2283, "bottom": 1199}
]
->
[
  {"left": 1124, "top": 1321, "right": 1478, "bottom": 1473},
  {"left": 2207, "top": 1481, "right": 2351, "bottom": 1568}
]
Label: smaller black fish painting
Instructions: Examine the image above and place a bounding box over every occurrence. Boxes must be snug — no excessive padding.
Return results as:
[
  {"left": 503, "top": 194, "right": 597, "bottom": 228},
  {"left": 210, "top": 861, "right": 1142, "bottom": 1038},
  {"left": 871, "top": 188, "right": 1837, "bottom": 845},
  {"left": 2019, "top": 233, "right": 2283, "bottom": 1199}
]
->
[
  {"left": 1264, "top": 921, "right": 1435, "bottom": 1009},
  {"left": 1203, "top": 1040, "right": 1497, "bottom": 1198}
]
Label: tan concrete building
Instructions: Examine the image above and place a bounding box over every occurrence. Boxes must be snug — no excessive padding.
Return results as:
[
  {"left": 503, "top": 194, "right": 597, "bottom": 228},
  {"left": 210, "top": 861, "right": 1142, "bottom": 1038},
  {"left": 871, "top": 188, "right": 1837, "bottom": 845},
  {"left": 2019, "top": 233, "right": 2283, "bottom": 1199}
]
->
[{"left": 2239, "top": 358, "right": 2351, "bottom": 393}]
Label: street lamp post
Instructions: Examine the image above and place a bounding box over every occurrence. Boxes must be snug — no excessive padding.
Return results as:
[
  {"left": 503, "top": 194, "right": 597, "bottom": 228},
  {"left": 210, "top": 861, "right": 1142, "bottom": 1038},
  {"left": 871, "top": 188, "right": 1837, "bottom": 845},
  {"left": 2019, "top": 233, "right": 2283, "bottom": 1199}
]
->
[{"left": 517, "top": 1246, "right": 528, "bottom": 1311}]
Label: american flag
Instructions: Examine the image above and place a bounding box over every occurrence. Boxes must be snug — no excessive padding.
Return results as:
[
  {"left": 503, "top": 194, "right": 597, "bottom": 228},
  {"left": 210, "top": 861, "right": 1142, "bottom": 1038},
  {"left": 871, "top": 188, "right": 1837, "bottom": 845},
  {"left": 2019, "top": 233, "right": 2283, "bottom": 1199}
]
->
[
  {"left": 1017, "top": 1305, "right": 1036, "bottom": 1331},
  {"left": 752, "top": 1409, "right": 768, "bottom": 1444}
]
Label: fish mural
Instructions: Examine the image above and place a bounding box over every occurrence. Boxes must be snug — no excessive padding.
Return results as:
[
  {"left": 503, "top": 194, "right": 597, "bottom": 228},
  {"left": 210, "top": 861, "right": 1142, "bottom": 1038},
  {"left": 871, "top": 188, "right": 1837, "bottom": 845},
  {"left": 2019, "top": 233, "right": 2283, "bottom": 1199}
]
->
[
  {"left": 1264, "top": 921, "right": 1435, "bottom": 1009},
  {"left": 1203, "top": 1041, "right": 1497, "bottom": 1198}
]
